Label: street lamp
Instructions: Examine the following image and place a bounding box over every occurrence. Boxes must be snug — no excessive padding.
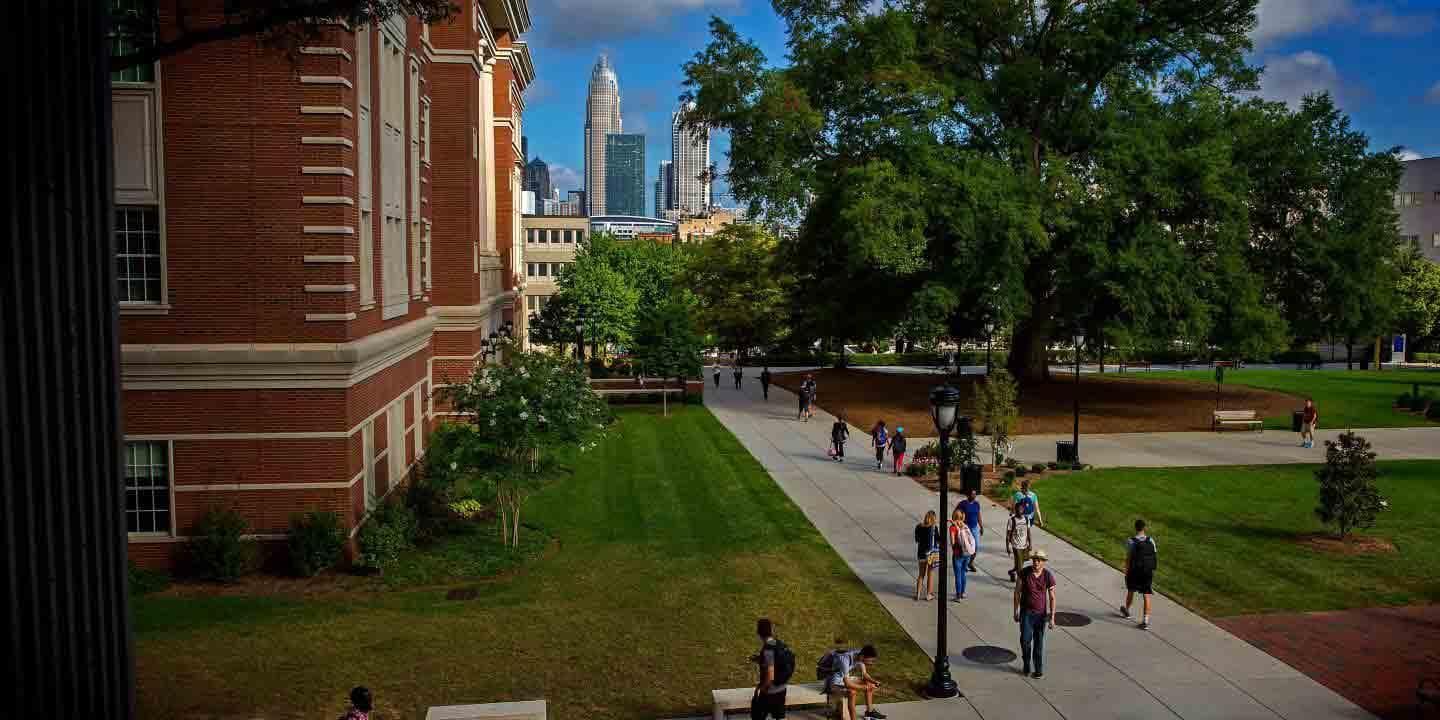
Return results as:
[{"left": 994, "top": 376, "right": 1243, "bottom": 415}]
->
[
  {"left": 926, "top": 384, "right": 962, "bottom": 700},
  {"left": 574, "top": 314, "right": 586, "bottom": 367},
  {"left": 1072, "top": 331, "right": 1085, "bottom": 465},
  {"left": 984, "top": 322, "right": 995, "bottom": 375}
]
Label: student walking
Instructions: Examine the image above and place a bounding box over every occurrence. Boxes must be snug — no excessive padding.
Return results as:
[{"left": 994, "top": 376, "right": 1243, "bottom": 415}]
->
[
  {"left": 950, "top": 509, "right": 976, "bottom": 600},
  {"left": 1300, "top": 399, "right": 1320, "bottom": 448},
  {"left": 821, "top": 645, "right": 885, "bottom": 720},
  {"left": 1005, "top": 503, "right": 1032, "bottom": 582},
  {"left": 956, "top": 489, "right": 984, "bottom": 572},
  {"left": 870, "top": 421, "right": 889, "bottom": 470},
  {"left": 890, "top": 427, "right": 908, "bottom": 476},
  {"left": 340, "top": 687, "right": 373, "bottom": 720},
  {"left": 714, "top": 365, "right": 722, "bottom": 388},
  {"left": 1120, "top": 519, "right": 1158, "bottom": 629},
  {"left": 1013, "top": 548, "right": 1057, "bottom": 678},
  {"left": 1012, "top": 479, "right": 1043, "bottom": 527},
  {"left": 914, "top": 511, "right": 940, "bottom": 601},
  {"left": 802, "top": 375, "right": 818, "bottom": 421},
  {"left": 751, "top": 618, "right": 794, "bottom": 720},
  {"left": 760, "top": 367, "right": 772, "bottom": 401},
  {"left": 831, "top": 413, "right": 850, "bottom": 461},
  {"left": 734, "top": 365, "right": 744, "bottom": 389}
]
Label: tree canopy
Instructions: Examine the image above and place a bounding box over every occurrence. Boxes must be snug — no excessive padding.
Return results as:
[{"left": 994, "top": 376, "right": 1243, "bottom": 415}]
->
[
  {"left": 682, "top": 0, "right": 1406, "bottom": 381},
  {"left": 681, "top": 224, "right": 794, "bottom": 358}
]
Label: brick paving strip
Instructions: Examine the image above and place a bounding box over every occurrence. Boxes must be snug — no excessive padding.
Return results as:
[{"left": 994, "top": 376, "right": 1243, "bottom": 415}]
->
[
  {"left": 704, "top": 369, "right": 1377, "bottom": 720},
  {"left": 1217, "top": 606, "right": 1440, "bottom": 720}
]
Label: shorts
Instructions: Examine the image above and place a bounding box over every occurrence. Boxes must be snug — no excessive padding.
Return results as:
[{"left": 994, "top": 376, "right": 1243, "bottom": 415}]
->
[
  {"left": 1126, "top": 569, "right": 1154, "bottom": 594},
  {"left": 1302, "top": 421, "right": 1316, "bottom": 433},
  {"left": 750, "top": 688, "right": 787, "bottom": 720}
]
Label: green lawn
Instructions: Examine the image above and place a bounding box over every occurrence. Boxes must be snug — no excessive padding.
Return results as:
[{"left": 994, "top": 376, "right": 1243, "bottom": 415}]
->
[
  {"left": 1031, "top": 460, "right": 1440, "bottom": 617},
  {"left": 133, "top": 406, "right": 930, "bottom": 720},
  {"left": 1167, "top": 368, "right": 1440, "bottom": 429}
]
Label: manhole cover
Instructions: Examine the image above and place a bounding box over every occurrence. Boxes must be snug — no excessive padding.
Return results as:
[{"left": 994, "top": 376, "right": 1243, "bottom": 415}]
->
[
  {"left": 962, "top": 645, "right": 1018, "bottom": 665},
  {"left": 1054, "top": 611, "right": 1091, "bottom": 627},
  {"left": 445, "top": 587, "right": 479, "bottom": 601}
]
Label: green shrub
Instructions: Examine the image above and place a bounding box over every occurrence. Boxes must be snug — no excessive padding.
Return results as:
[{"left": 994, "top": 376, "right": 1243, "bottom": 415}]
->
[
  {"left": 127, "top": 561, "right": 170, "bottom": 596},
  {"left": 1003, "top": 470, "right": 1016, "bottom": 482},
  {"left": 287, "top": 511, "right": 345, "bottom": 577},
  {"left": 1014, "top": 466, "right": 1028, "bottom": 477},
  {"left": 1046, "top": 461, "right": 1058, "bottom": 470},
  {"left": 903, "top": 463, "right": 926, "bottom": 477},
  {"left": 1411, "top": 393, "right": 1432, "bottom": 412},
  {"left": 448, "top": 499, "right": 486, "bottom": 519},
  {"left": 1428, "top": 402, "right": 1440, "bottom": 420},
  {"left": 1414, "top": 351, "right": 1440, "bottom": 364},
  {"left": 358, "top": 501, "right": 417, "bottom": 574},
  {"left": 1030, "top": 462, "right": 1046, "bottom": 473},
  {"left": 1314, "top": 432, "right": 1384, "bottom": 539},
  {"left": 1273, "top": 349, "right": 1324, "bottom": 365},
  {"left": 1004, "top": 457, "right": 1019, "bottom": 469},
  {"left": 1397, "top": 392, "right": 1413, "bottom": 407},
  {"left": 186, "top": 506, "right": 254, "bottom": 582}
]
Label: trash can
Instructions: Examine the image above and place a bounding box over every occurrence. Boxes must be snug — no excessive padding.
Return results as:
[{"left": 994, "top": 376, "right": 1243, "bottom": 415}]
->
[
  {"left": 1056, "top": 440, "right": 1077, "bottom": 464},
  {"left": 1291, "top": 410, "right": 1304, "bottom": 433},
  {"left": 961, "top": 464, "right": 982, "bottom": 494}
]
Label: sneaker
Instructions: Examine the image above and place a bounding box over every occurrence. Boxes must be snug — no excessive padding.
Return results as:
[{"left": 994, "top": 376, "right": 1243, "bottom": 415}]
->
[
  {"left": 1120, "top": 605, "right": 1130, "bottom": 618},
  {"left": 968, "top": 561, "right": 977, "bottom": 572},
  {"left": 1008, "top": 569, "right": 1016, "bottom": 582},
  {"left": 1031, "top": 671, "right": 1044, "bottom": 679},
  {"left": 864, "top": 710, "right": 887, "bottom": 719},
  {"left": 1139, "top": 621, "right": 1149, "bottom": 630},
  {"left": 1022, "top": 667, "right": 1031, "bottom": 676}
]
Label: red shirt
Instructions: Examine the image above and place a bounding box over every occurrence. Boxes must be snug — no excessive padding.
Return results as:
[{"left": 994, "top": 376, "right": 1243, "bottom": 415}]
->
[
  {"left": 1018, "top": 566, "right": 1056, "bottom": 614},
  {"left": 1302, "top": 406, "right": 1317, "bottom": 423}
]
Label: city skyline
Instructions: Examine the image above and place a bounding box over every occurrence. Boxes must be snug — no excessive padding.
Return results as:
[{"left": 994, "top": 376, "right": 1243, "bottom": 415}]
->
[
  {"left": 583, "top": 54, "right": 621, "bottom": 216},
  {"left": 518, "top": 0, "right": 1439, "bottom": 212}
]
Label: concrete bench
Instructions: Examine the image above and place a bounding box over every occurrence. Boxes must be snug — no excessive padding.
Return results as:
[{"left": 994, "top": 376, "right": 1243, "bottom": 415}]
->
[
  {"left": 712, "top": 682, "right": 842, "bottom": 720},
  {"left": 1213, "top": 410, "right": 1263, "bottom": 432},
  {"left": 1118, "top": 361, "right": 1151, "bottom": 372}
]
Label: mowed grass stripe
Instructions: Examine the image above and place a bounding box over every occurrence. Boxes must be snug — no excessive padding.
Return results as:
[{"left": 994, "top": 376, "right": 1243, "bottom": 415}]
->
[{"left": 134, "top": 406, "right": 932, "bottom": 719}]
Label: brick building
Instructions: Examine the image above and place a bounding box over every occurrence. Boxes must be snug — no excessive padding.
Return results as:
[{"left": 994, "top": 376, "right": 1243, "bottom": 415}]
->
[{"left": 113, "top": 0, "right": 535, "bottom": 568}]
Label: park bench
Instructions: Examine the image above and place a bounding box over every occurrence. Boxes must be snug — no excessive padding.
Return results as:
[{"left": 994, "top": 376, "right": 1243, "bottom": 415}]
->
[
  {"left": 713, "top": 682, "right": 844, "bottom": 720},
  {"left": 1118, "top": 361, "right": 1152, "bottom": 373},
  {"left": 1212, "top": 410, "right": 1264, "bottom": 432}
]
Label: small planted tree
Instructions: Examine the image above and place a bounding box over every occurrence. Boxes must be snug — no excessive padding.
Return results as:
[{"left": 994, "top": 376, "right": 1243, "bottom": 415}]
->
[
  {"left": 445, "top": 341, "right": 611, "bottom": 547},
  {"left": 632, "top": 293, "right": 704, "bottom": 411},
  {"left": 975, "top": 369, "right": 1020, "bottom": 468},
  {"left": 1314, "top": 431, "right": 1384, "bottom": 539}
]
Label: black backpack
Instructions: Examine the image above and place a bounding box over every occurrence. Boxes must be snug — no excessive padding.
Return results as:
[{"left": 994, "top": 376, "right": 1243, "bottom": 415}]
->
[
  {"left": 770, "top": 639, "right": 796, "bottom": 685},
  {"left": 815, "top": 649, "right": 841, "bottom": 681},
  {"left": 1132, "top": 536, "right": 1157, "bottom": 572}
]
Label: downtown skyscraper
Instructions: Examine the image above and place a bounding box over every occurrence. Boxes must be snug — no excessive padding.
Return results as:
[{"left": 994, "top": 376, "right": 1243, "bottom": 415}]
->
[
  {"left": 671, "top": 102, "right": 711, "bottom": 217},
  {"left": 605, "top": 134, "right": 646, "bottom": 217},
  {"left": 584, "top": 55, "right": 621, "bottom": 217},
  {"left": 655, "top": 160, "right": 673, "bottom": 217}
]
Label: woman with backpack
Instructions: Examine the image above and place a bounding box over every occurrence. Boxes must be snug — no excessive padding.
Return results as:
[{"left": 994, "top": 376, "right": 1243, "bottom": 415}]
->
[
  {"left": 913, "top": 510, "right": 940, "bottom": 601},
  {"left": 830, "top": 412, "right": 850, "bottom": 461},
  {"left": 949, "top": 508, "right": 976, "bottom": 599},
  {"left": 870, "top": 421, "right": 889, "bottom": 471},
  {"left": 890, "top": 427, "right": 907, "bottom": 475}
]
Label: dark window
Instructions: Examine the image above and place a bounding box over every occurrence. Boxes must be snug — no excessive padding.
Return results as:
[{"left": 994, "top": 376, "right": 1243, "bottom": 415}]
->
[
  {"left": 115, "top": 206, "right": 162, "bottom": 303},
  {"left": 124, "top": 441, "right": 170, "bottom": 534}
]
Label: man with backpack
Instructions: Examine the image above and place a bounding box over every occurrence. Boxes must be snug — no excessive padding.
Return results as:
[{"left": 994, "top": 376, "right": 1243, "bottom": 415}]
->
[
  {"left": 1005, "top": 502, "right": 1031, "bottom": 583},
  {"left": 818, "top": 645, "right": 884, "bottom": 719},
  {"left": 1012, "top": 480, "right": 1042, "bottom": 527},
  {"left": 751, "top": 618, "right": 795, "bottom": 719},
  {"left": 1120, "top": 519, "right": 1158, "bottom": 630}
]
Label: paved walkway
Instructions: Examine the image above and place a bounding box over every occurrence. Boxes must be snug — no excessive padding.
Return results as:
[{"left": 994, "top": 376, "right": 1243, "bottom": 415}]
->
[
  {"left": 1007, "top": 427, "right": 1440, "bottom": 468},
  {"left": 706, "top": 375, "right": 1375, "bottom": 720}
]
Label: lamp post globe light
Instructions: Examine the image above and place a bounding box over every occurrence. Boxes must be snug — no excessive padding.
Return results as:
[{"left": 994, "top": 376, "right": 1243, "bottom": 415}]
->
[
  {"left": 926, "top": 384, "right": 962, "bottom": 699},
  {"left": 1072, "top": 331, "right": 1085, "bottom": 465},
  {"left": 984, "top": 322, "right": 995, "bottom": 374}
]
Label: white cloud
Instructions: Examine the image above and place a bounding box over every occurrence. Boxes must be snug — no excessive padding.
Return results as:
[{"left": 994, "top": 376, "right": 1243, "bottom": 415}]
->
[
  {"left": 1397, "top": 149, "right": 1423, "bottom": 161},
  {"left": 1257, "top": 51, "right": 1368, "bottom": 109},
  {"left": 1251, "top": 1, "right": 1436, "bottom": 46},
  {"left": 549, "top": 164, "right": 582, "bottom": 193},
  {"left": 1425, "top": 81, "right": 1440, "bottom": 105},
  {"left": 530, "top": 0, "right": 741, "bottom": 45}
]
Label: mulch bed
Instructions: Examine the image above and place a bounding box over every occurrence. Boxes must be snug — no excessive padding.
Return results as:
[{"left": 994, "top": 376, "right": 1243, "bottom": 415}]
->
[
  {"left": 1217, "top": 605, "right": 1440, "bottom": 720},
  {"left": 1296, "top": 532, "right": 1398, "bottom": 556},
  {"left": 771, "top": 368, "right": 1300, "bottom": 436}
]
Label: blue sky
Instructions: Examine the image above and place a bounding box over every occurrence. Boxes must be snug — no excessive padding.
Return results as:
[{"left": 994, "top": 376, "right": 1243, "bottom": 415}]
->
[{"left": 519, "top": 0, "right": 1440, "bottom": 209}]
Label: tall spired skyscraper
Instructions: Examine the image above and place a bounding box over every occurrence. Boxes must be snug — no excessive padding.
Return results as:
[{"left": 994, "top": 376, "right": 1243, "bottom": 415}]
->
[
  {"left": 584, "top": 55, "right": 621, "bottom": 217},
  {"left": 671, "top": 101, "right": 712, "bottom": 217}
]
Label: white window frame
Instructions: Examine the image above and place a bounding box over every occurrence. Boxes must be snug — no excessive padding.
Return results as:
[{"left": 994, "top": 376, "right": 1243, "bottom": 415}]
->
[
  {"left": 380, "top": 26, "right": 409, "bottom": 320},
  {"left": 387, "top": 402, "right": 405, "bottom": 486},
  {"left": 409, "top": 58, "right": 422, "bottom": 300},
  {"left": 113, "top": 43, "right": 167, "bottom": 312},
  {"left": 413, "top": 389, "right": 424, "bottom": 458},
  {"left": 124, "top": 440, "right": 175, "bottom": 537},
  {"left": 357, "top": 25, "right": 375, "bottom": 308},
  {"left": 362, "top": 421, "right": 376, "bottom": 509}
]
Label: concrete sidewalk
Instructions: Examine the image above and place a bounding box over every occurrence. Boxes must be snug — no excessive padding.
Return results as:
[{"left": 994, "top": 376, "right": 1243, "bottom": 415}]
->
[
  {"left": 706, "top": 375, "right": 1374, "bottom": 720},
  {"left": 1008, "top": 427, "right": 1440, "bottom": 468}
]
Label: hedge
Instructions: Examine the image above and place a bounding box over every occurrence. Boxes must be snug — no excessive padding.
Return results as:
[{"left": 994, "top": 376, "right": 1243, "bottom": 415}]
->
[{"left": 1415, "top": 352, "right": 1440, "bottom": 364}]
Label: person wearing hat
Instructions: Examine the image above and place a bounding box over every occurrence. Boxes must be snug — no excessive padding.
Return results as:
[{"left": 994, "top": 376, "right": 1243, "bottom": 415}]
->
[
  {"left": 890, "top": 426, "right": 908, "bottom": 475},
  {"left": 1013, "top": 548, "right": 1057, "bottom": 679}
]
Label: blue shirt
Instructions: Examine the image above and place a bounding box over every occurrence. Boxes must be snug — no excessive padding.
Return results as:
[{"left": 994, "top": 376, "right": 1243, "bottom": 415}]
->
[{"left": 959, "top": 499, "right": 982, "bottom": 527}]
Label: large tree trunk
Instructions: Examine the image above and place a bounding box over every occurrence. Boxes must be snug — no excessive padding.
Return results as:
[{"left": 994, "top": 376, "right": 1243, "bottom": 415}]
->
[{"left": 1007, "top": 313, "right": 1053, "bottom": 384}]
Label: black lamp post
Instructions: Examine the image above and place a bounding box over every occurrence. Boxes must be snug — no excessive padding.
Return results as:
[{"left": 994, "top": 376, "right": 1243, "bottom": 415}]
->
[
  {"left": 1072, "top": 331, "right": 1084, "bottom": 465},
  {"left": 927, "top": 384, "right": 962, "bottom": 699},
  {"left": 574, "top": 314, "right": 586, "bottom": 367},
  {"left": 984, "top": 322, "right": 995, "bottom": 375}
]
